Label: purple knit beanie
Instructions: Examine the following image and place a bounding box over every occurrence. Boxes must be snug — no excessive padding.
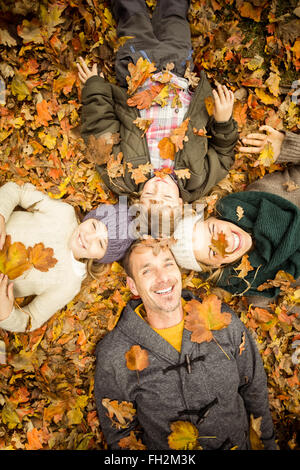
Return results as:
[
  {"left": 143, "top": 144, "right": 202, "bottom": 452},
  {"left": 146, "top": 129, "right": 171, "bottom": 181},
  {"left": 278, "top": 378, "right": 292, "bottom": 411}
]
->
[{"left": 83, "top": 200, "right": 135, "bottom": 264}]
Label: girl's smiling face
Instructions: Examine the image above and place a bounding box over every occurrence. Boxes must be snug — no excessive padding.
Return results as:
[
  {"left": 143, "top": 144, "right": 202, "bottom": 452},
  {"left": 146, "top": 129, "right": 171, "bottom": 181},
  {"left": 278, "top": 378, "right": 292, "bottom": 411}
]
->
[
  {"left": 70, "top": 218, "right": 108, "bottom": 260},
  {"left": 193, "top": 217, "right": 253, "bottom": 266}
]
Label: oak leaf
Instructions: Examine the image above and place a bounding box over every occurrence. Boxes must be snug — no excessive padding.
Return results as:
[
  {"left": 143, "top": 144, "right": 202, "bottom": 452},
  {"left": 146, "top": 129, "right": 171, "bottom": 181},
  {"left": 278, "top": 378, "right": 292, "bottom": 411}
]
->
[
  {"left": 133, "top": 117, "right": 153, "bottom": 136},
  {"left": 174, "top": 168, "right": 191, "bottom": 180},
  {"left": 152, "top": 84, "right": 170, "bottom": 107},
  {"left": 236, "top": 254, "right": 254, "bottom": 279},
  {"left": 102, "top": 398, "right": 136, "bottom": 429},
  {"left": 283, "top": 180, "right": 299, "bottom": 192},
  {"left": 184, "top": 295, "right": 232, "bottom": 344},
  {"left": 125, "top": 345, "right": 149, "bottom": 372},
  {"left": 28, "top": 243, "right": 58, "bottom": 272},
  {"left": 210, "top": 231, "right": 229, "bottom": 257},
  {"left": 107, "top": 152, "right": 124, "bottom": 179},
  {"left": 236, "top": 205, "right": 244, "bottom": 221},
  {"left": 126, "top": 57, "right": 156, "bottom": 95},
  {"left": 127, "top": 162, "right": 152, "bottom": 184},
  {"left": 168, "top": 421, "right": 200, "bottom": 450},
  {"left": 118, "top": 431, "right": 146, "bottom": 450},
  {"left": 153, "top": 167, "right": 173, "bottom": 178},
  {"left": 249, "top": 415, "right": 264, "bottom": 450}
]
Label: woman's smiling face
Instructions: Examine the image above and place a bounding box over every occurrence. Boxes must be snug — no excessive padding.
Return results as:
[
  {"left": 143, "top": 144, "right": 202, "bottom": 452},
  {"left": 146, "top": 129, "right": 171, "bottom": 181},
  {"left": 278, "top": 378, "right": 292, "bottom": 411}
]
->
[{"left": 193, "top": 217, "right": 253, "bottom": 266}]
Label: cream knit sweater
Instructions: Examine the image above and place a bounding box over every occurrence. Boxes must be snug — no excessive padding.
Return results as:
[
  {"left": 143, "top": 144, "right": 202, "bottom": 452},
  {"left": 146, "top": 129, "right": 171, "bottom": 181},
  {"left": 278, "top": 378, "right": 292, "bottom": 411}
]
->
[{"left": 0, "top": 182, "right": 87, "bottom": 333}]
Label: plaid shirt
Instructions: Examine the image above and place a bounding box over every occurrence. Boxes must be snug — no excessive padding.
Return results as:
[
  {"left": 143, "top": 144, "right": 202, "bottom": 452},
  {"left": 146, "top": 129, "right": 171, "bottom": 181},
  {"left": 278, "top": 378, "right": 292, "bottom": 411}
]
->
[{"left": 139, "top": 72, "right": 192, "bottom": 171}]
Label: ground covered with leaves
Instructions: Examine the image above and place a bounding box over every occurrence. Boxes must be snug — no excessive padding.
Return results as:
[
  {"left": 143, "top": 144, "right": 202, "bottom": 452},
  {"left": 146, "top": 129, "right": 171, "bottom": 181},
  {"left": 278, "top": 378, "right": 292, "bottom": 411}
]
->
[{"left": 0, "top": 0, "right": 299, "bottom": 451}]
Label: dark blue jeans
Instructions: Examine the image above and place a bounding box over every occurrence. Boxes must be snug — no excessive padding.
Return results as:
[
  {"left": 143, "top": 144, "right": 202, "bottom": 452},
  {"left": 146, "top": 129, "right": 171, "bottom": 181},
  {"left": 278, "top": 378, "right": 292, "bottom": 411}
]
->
[{"left": 111, "top": 0, "right": 193, "bottom": 87}]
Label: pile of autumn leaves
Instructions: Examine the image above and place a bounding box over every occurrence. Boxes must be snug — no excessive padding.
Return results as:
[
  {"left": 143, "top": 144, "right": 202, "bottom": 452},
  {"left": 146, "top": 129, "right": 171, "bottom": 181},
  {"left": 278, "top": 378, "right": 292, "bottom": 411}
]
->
[{"left": 0, "top": 0, "right": 299, "bottom": 451}]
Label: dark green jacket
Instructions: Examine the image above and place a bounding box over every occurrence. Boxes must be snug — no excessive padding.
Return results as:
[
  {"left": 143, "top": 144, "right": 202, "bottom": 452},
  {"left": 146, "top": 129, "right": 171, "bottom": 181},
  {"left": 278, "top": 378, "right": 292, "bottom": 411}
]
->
[{"left": 80, "top": 72, "right": 238, "bottom": 202}]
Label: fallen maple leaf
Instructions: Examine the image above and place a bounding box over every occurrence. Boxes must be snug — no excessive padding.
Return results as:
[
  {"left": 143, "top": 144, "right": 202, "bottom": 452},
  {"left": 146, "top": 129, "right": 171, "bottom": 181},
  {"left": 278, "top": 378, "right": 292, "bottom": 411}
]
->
[
  {"left": 168, "top": 421, "right": 200, "bottom": 450},
  {"left": 184, "top": 295, "right": 232, "bottom": 344},
  {"left": 118, "top": 431, "right": 146, "bottom": 450},
  {"left": 125, "top": 345, "right": 149, "bottom": 372},
  {"left": 127, "top": 83, "right": 165, "bottom": 110},
  {"left": 126, "top": 57, "right": 156, "bottom": 95},
  {"left": 0, "top": 235, "right": 31, "bottom": 280},
  {"left": 235, "top": 254, "right": 254, "bottom": 279},
  {"left": 28, "top": 243, "right": 58, "bottom": 272},
  {"left": 102, "top": 398, "right": 136, "bottom": 429}
]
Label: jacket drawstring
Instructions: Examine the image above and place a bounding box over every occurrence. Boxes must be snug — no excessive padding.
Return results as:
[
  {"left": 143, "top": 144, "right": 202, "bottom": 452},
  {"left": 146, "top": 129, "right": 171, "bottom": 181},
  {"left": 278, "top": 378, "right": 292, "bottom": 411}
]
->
[
  {"left": 178, "top": 397, "right": 218, "bottom": 424},
  {"left": 163, "top": 354, "right": 205, "bottom": 375}
]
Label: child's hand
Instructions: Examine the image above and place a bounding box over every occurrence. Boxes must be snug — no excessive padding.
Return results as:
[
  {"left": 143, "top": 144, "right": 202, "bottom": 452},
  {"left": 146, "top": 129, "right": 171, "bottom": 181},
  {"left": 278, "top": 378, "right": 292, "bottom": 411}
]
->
[
  {"left": 0, "top": 274, "right": 14, "bottom": 322},
  {"left": 212, "top": 83, "right": 234, "bottom": 123},
  {"left": 77, "top": 57, "right": 101, "bottom": 84},
  {"left": 239, "top": 125, "right": 285, "bottom": 161}
]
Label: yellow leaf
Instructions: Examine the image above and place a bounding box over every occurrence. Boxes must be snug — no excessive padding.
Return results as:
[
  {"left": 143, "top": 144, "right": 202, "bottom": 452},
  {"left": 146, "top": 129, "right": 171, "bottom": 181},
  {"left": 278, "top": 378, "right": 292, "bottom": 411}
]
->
[
  {"left": 254, "top": 142, "right": 274, "bottom": 167},
  {"left": 168, "top": 421, "right": 199, "bottom": 450},
  {"left": 38, "top": 131, "right": 57, "bottom": 150},
  {"left": 10, "top": 73, "right": 31, "bottom": 100},
  {"left": 255, "top": 88, "right": 279, "bottom": 105},
  {"left": 249, "top": 415, "right": 264, "bottom": 450},
  {"left": 265, "top": 72, "right": 280, "bottom": 97}
]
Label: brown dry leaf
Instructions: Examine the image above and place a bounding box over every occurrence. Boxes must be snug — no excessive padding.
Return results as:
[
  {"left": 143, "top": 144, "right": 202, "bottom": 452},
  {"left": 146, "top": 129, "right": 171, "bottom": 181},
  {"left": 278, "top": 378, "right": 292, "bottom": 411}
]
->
[
  {"left": 193, "top": 127, "right": 209, "bottom": 137},
  {"left": 133, "top": 117, "right": 153, "bottom": 136},
  {"left": 236, "top": 205, "right": 244, "bottom": 221},
  {"left": 174, "top": 168, "right": 191, "bottom": 180},
  {"left": 283, "top": 180, "right": 299, "bottom": 192},
  {"left": 239, "top": 331, "right": 246, "bottom": 356},
  {"left": 257, "top": 270, "right": 295, "bottom": 292},
  {"left": 210, "top": 231, "right": 230, "bottom": 257},
  {"left": 86, "top": 132, "right": 120, "bottom": 166},
  {"left": 28, "top": 243, "right": 58, "bottom": 272},
  {"left": 249, "top": 415, "right": 264, "bottom": 450},
  {"left": 102, "top": 398, "right": 136, "bottom": 429},
  {"left": 184, "top": 295, "right": 232, "bottom": 344},
  {"left": 118, "top": 431, "right": 146, "bottom": 450},
  {"left": 126, "top": 57, "right": 156, "bottom": 95},
  {"left": 125, "top": 345, "right": 149, "bottom": 372},
  {"left": 139, "top": 237, "right": 176, "bottom": 256},
  {"left": 107, "top": 152, "right": 124, "bottom": 179},
  {"left": 127, "top": 83, "right": 165, "bottom": 110},
  {"left": 127, "top": 162, "right": 152, "bottom": 184},
  {"left": 0, "top": 235, "right": 31, "bottom": 280},
  {"left": 170, "top": 118, "right": 190, "bottom": 152},
  {"left": 184, "top": 62, "right": 200, "bottom": 88},
  {"left": 235, "top": 254, "right": 254, "bottom": 279}
]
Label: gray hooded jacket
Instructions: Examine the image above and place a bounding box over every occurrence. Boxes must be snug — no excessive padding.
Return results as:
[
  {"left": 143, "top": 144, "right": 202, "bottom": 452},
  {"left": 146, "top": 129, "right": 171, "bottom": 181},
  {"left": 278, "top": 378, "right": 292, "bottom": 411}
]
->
[{"left": 94, "top": 290, "right": 276, "bottom": 450}]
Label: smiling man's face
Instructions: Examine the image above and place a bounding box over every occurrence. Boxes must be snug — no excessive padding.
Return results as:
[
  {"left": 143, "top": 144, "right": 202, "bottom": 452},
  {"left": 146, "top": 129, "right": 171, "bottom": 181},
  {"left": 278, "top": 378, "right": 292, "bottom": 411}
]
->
[{"left": 126, "top": 245, "right": 182, "bottom": 316}]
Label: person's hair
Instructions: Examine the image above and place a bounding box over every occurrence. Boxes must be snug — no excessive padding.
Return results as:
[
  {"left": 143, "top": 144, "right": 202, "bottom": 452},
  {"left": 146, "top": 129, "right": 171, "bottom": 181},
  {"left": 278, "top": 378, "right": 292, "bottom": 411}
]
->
[{"left": 85, "top": 259, "right": 111, "bottom": 280}]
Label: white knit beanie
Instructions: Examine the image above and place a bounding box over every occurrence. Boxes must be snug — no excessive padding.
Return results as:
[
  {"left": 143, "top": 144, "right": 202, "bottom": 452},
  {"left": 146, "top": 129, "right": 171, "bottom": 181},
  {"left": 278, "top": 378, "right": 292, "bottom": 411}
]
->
[{"left": 171, "top": 211, "right": 204, "bottom": 271}]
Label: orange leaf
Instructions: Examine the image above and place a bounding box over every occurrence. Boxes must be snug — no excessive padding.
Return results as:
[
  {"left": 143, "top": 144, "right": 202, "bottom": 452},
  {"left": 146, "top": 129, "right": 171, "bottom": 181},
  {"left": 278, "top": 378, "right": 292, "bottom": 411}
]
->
[
  {"left": 210, "top": 231, "right": 230, "bottom": 257},
  {"left": 25, "top": 428, "right": 43, "bottom": 450},
  {"left": 126, "top": 57, "right": 156, "bottom": 95},
  {"left": 53, "top": 70, "right": 77, "bottom": 95},
  {"left": 153, "top": 167, "right": 173, "bottom": 178},
  {"left": 174, "top": 168, "right": 191, "bottom": 180},
  {"left": 28, "top": 243, "right": 58, "bottom": 272},
  {"left": 127, "top": 162, "right": 153, "bottom": 184},
  {"left": 184, "top": 295, "right": 232, "bottom": 344},
  {"left": 125, "top": 345, "right": 149, "bottom": 371},
  {"left": 0, "top": 235, "right": 31, "bottom": 280},
  {"left": 239, "top": 331, "right": 246, "bottom": 355},
  {"left": 35, "top": 100, "right": 53, "bottom": 127},
  {"left": 107, "top": 152, "right": 125, "bottom": 179},
  {"left": 158, "top": 137, "right": 176, "bottom": 160},
  {"left": 235, "top": 254, "right": 254, "bottom": 279},
  {"left": 169, "top": 118, "right": 190, "bottom": 152},
  {"left": 205, "top": 96, "right": 214, "bottom": 116},
  {"left": 127, "top": 83, "right": 164, "bottom": 109},
  {"left": 102, "top": 398, "right": 136, "bottom": 429},
  {"left": 133, "top": 117, "right": 153, "bottom": 136},
  {"left": 118, "top": 431, "right": 147, "bottom": 450},
  {"left": 238, "top": 2, "right": 264, "bottom": 22}
]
